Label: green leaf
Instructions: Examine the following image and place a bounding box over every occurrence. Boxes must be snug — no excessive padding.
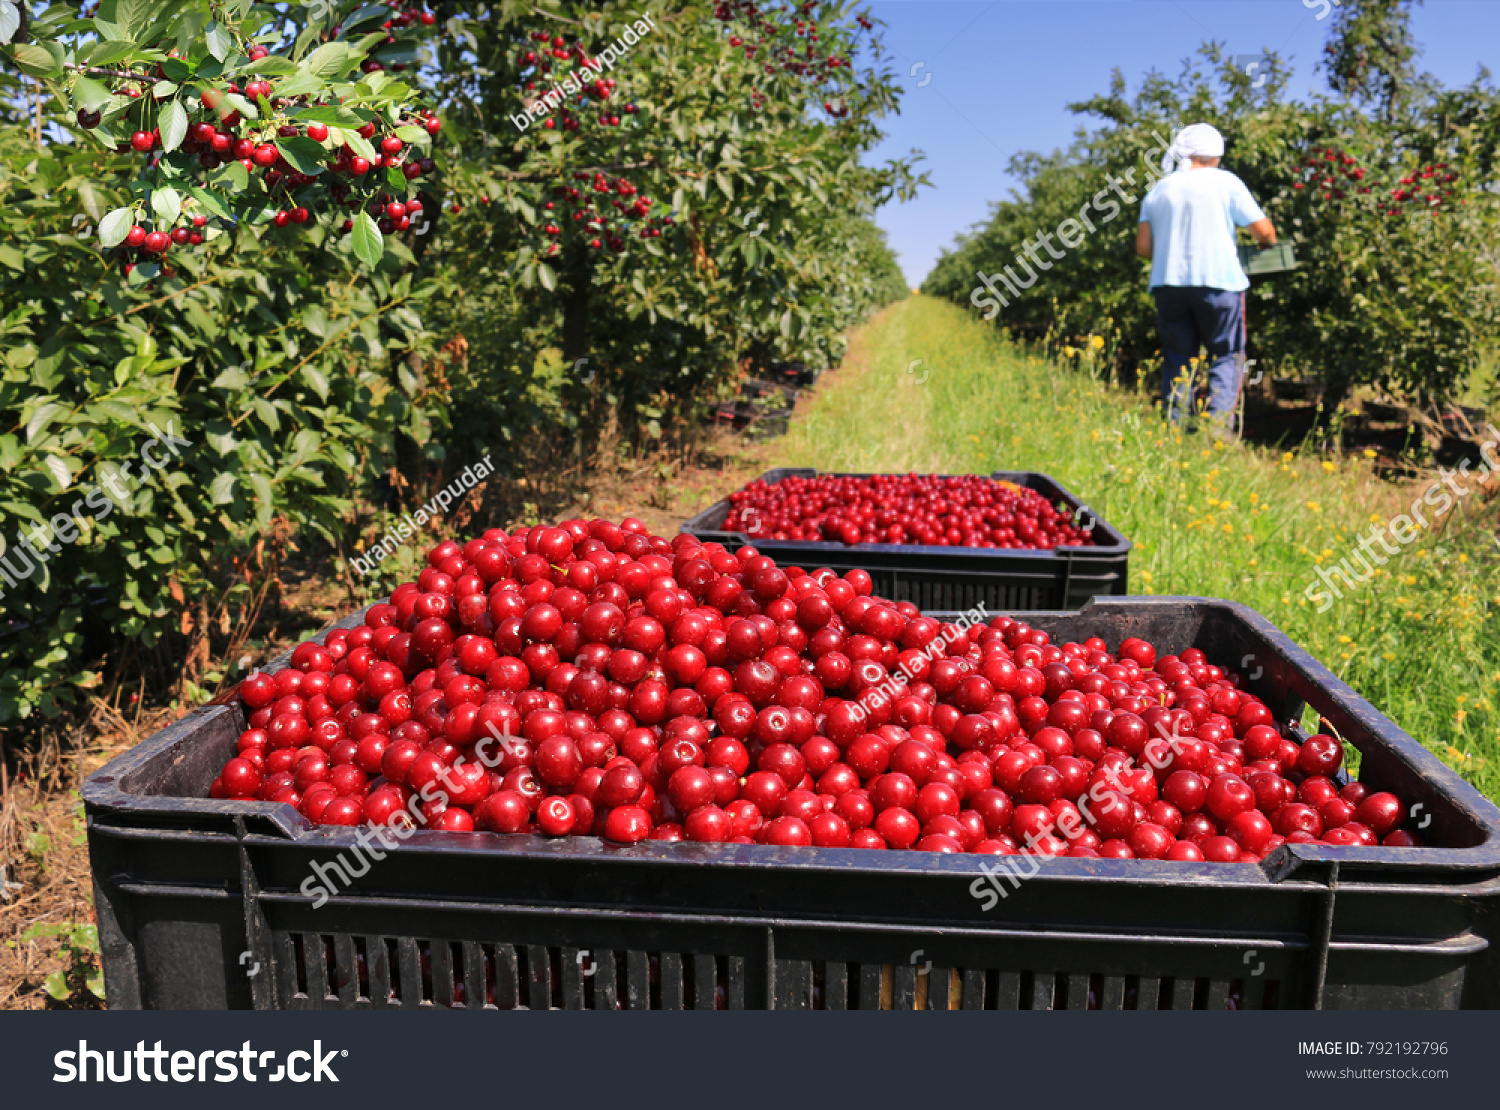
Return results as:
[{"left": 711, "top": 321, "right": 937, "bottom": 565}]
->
[
  {"left": 150, "top": 187, "right": 181, "bottom": 227},
  {"left": 220, "top": 160, "right": 249, "bottom": 191},
  {"left": 7, "top": 43, "right": 63, "bottom": 78},
  {"left": 78, "top": 181, "right": 106, "bottom": 224},
  {"left": 303, "top": 42, "right": 352, "bottom": 80},
  {"left": 715, "top": 172, "right": 734, "bottom": 200},
  {"left": 72, "top": 76, "right": 113, "bottom": 112},
  {"left": 296, "top": 104, "right": 368, "bottom": 128},
  {"left": 251, "top": 397, "right": 280, "bottom": 431},
  {"left": 222, "top": 92, "right": 258, "bottom": 120},
  {"left": 208, "top": 471, "right": 236, "bottom": 505},
  {"left": 395, "top": 125, "right": 429, "bottom": 144},
  {"left": 0, "top": 2, "right": 20, "bottom": 46},
  {"left": 274, "top": 136, "right": 327, "bottom": 175},
  {"left": 205, "top": 20, "right": 232, "bottom": 63},
  {"left": 300, "top": 365, "right": 331, "bottom": 402},
  {"left": 351, "top": 210, "right": 383, "bottom": 268},
  {"left": 26, "top": 401, "right": 65, "bottom": 443},
  {"left": 158, "top": 100, "right": 188, "bottom": 153},
  {"left": 43, "top": 970, "right": 70, "bottom": 1002},
  {"left": 270, "top": 73, "right": 322, "bottom": 98},
  {"left": 335, "top": 127, "right": 376, "bottom": 161},
  {"left": 343, "top": 4, "right": 391, "bottom": 32},
  {"left": 182, "top": 184, "right": 231, "bottom": 221},
  {"left": 98, "top": 207, "right": 135, "bottom": 248},
  {"left": 115, "top": 0, "right": 155, "bottom": 39},
  {"left": 386, "top": 164, "right": 406, "bottom": 192},
  {"left": 538, "top": 262, "right": 557, "bottom": 291},
  {"left": 300, "top": 303, "right": 329, "bottom": 337},
  {"left": 211, "top": 365, "right": 252, "bottom": 389},
  {"left": 247, "top": 472, "right": 274, "bottom": 525},
  {"left": 85, "top": 40, "right": 137, "bottom": 66},
  {"left": 43, "top": 454, "right": 72, "bottom": 491},
  {"left": 291, "top": 24, "right": 324, "bottom": 63},
  {"left": 246, "top": 55, "right": 299, "bottom": 77}
]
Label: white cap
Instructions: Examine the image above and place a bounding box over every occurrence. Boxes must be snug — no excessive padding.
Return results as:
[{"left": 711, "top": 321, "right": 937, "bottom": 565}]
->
[{"left": 1162, "top": 123, "right": 1225, "bottom": 173}]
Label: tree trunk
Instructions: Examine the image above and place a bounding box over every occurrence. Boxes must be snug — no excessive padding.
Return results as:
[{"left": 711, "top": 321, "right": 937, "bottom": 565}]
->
[
  {"left": 561, "top": 245, "right": 592, "bottom": 366},
  {"left": 1317, "top": 369, "right": 1352, "bottom": 435}
]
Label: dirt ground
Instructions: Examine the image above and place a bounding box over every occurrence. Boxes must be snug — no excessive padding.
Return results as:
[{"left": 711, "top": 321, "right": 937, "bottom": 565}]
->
[{"left": 0, "top": 417, "right": 784, "bottom": 1010}]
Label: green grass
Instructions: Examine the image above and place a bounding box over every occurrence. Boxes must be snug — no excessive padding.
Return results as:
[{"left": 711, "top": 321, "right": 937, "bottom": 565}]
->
[{"left": 779, "top": 296, "right": 1500, "bottom": 801}]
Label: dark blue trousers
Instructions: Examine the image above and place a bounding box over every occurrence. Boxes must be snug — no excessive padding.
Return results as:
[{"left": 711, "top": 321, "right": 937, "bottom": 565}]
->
[{"left": 1153, "top": 286, "right": 1245, "bottom": 424}]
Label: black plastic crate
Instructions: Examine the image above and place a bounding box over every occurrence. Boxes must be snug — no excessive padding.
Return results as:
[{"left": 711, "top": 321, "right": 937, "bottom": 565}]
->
[
  {"left": 741, "top": 377, "right": 802, "bottom": 407},
  {"left": 82, "top": 598, "right": 1500, "bottom": 1010},
  {"left": 682, "top": 468, "right": 1131, "bottom": 611},
  {"left": 707, "top": 401, "right": 791, "bottom": 441},
  {"left": 764, "top": 360, "right": 819, "bottom": 387}
]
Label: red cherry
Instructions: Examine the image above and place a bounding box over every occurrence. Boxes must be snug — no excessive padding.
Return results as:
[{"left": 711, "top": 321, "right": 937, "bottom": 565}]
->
[
  {"left": 603, "top": 804, "right": 652, "bottom": 843},
  {"left": 477, "top": 791, "right": 530, "bottom": 833},
  {"left": 1297, "top": 734, "right": 1344, "bottom": 777},
  {"left": 536, "top": 796, "right": 576, "bottom": 836}
]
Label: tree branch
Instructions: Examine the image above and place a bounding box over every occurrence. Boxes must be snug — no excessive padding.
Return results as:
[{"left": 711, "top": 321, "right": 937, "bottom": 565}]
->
[
  {"left": 66, "top": 64, "right": 162, "bottom": 84},
  {"left": 495, "top": 158, "right": 657, "bottom": 182},
  {"left": 531, "top": 7, "right": 586, "bottom": 28}
]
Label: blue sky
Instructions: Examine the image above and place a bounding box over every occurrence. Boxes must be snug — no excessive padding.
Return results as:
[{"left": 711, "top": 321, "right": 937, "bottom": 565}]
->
[{"left": 863, "top": 1, "right": 1500, "bottom": 286}]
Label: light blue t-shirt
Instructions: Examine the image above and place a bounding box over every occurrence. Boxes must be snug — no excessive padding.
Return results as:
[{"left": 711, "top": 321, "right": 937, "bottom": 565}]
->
[{"left": 1139, "top": 167, "right": 1266, "bottom": 292}]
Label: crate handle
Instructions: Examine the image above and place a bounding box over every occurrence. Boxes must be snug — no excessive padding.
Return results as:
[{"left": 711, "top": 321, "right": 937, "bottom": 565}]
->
[{"left": 236, "top": 816, "right": 277, "bottom": 1010}]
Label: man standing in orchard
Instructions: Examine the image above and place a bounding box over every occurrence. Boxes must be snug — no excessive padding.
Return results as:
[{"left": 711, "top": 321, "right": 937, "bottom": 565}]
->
[{"left": 1135, "top": 123, "right": 1277, "bottom": 429}]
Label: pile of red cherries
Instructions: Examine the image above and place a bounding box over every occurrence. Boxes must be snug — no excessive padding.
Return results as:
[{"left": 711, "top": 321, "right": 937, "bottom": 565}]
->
[
  {"left": 214, "top": 518, "right": 1425, "bottom": 859},
  {"left": 720, "top": 473, "right": 1097, "bottom": 548}
]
